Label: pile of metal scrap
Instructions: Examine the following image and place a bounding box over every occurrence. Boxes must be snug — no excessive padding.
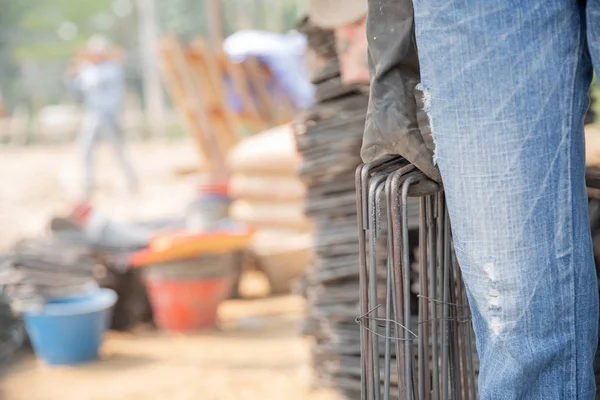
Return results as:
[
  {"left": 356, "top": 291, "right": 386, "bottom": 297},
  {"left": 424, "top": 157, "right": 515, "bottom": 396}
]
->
[
  {"left": 0, "top": 257, "right": 26, "bottom": 365},
  {"left": 0, "top": 228, "right": 153, "bottom": 331},
  {"left": 0, "top": 239, "right": 99, "bottom": 312}
]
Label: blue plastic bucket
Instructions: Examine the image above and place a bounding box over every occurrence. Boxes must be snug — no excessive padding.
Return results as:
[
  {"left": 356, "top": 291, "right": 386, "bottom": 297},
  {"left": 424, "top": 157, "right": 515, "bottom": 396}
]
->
[{"left": 23, "top": 288, "right": 117, "bottom": 366}]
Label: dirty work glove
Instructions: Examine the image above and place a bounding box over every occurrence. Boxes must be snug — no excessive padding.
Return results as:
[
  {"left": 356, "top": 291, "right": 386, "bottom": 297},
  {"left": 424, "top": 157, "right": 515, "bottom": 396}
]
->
[{"left": 361, "top": 0, "right": 442, "bottom": 183}]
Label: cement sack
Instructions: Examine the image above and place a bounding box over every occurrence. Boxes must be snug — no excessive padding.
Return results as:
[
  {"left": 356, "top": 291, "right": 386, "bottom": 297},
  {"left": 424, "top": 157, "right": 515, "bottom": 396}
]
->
[
  {"left": 250, "top": 228, "right": 313, "bottom": 255},
  {"left": 250, "top": 228, "right": 312, "bottom": 294},
  {"left": 228, "top": 173, "right": 306, "bottom": 202},
  {"left": 229, "top": 200, "right": 311, "bottom": 230},
  {"left": 227, "top": 124, "right": 301, "bottom": 175}
]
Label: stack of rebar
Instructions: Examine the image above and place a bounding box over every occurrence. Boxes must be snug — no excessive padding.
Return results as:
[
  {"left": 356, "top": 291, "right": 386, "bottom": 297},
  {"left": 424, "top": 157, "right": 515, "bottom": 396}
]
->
[
  {"left": 294, "top": 19, "right": 371, "bottom": 397},
  {"left": 356, "top": 159, "right": 480, "bottom": 400}
]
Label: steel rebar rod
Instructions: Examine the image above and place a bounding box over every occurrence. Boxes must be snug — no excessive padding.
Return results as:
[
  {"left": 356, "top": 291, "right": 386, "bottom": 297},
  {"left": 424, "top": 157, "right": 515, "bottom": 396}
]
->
[
  {"left": 401, "top": 174, "right": 421, "bottom": 400},
  {"left": 418, "top": 197, "right": 427, "bottom": 400},
  {"left": 368, "top": 173, "right": 390, "bottom": 400},
  {"left": 441, "top": 196, "right": 450, "bottom": 400},
  {"left": 427, "top": 195, "right": 440, "bottom": 400}
]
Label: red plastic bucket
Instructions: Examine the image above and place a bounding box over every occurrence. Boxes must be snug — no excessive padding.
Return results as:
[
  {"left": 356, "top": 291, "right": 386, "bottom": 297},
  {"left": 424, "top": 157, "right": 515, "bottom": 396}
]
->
[{"left": 144, "top": 275, "right": 233, "bottom": 332}]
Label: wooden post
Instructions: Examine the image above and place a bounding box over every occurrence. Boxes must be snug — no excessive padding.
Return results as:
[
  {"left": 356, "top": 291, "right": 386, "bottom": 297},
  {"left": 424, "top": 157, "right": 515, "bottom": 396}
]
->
[
  {"left": 266, "top": 0, "right": 283, "bottom": 33},
  {"left": 160, "top": 36, "right": 228, "bottom": 176},
  {"left": 222, "top": 54, "right": 266, "bottom": 132},
  {"left": 206, "top": 0, "right": 223, "bottom": 45},
  {"left": 187, "top": 38, "right": 240, "bottom": 153},
  {"left": 235, "top": 0, "right": 253, "bottom": 30},
  {"left": 243, "top": 57, "right": 277, "bottom": 125},
  {"left": 137, "top": 0, "right": 167, "bottom": 138}
]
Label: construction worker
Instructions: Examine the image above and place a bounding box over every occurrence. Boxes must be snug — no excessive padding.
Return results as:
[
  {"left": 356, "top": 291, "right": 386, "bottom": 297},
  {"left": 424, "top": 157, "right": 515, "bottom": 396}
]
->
[
  {"left": 366, "top": 0, "right": 599, "bottom": 398},
  {"left": 68, "top": 35, "right": 138, "bottom": 197},
  {"left": 312, "top": 0, "right": 600, "bottom": 398}
]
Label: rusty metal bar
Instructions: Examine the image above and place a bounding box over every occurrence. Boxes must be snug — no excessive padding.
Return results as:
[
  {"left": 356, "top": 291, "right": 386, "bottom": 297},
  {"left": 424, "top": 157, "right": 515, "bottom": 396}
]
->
[{"left": 356, "top": 160, "right": 478, "bottom": 400}]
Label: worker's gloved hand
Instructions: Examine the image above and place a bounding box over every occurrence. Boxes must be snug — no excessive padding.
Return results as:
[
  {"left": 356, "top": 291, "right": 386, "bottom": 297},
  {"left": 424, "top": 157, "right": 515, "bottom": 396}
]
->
[{"left": 361, "top": 0, "right": 442, "bottom": 183}]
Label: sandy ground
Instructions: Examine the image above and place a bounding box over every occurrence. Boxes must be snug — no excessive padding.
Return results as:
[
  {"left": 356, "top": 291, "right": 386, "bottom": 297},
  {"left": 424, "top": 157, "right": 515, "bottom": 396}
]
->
[
  {"left": 0, "top": 140, "right": 336, "bottom": 400},
  {"left": 0, "top": 139, "right": 201, "bottom": 251},
  {"left": 0, "top": 296, "right": 336, "bottom": 400}
]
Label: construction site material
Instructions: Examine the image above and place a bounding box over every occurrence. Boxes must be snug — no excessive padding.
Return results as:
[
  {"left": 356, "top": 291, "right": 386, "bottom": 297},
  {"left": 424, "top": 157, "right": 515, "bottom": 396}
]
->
[
  {"left": 294, "top": 20, "right": 371, "bottom": 398},
  {"left": 334, "top": 17, "right": 369, "bottom": 85},
  {"left": 145, "top": 275, "right": 234, "bottom": 332},
  {"left": 356, "top": 159, "right": 478, "bottom": 400},
  {"left": 142, "top": 253, "right": 237, "bottom": 281},
  {"left": 230, "top": 200, "right": 311, "bottom": 230},
  {"left": 55, "top": 205, "right": 151, "bottom": 250},
  {"left": 128, "top": 227, "right": 252, "bottom": 267},
  {"left": 186, "top": 182, "right": 231, "bottom": 232},
  {"left": 1, "top": 234, "right": 152, "bottom": 332},
  {"left": 0, "top": 239, "right": 100, "bottom": 312},
  {"left": 129, "top": 225, "right": 248, "bottom": 332},
  {"left": 159, "top": 35, "right": 300, "bottom": 175},
  {"left": 143, "top": 255, "right": 236, "bottom": 332},
  {"left": 96, "top": 264, "right": 153, "bottom": 331},
  {"left": 250, "top": 229, "right": 312, "bottom": 254},
  {"left": 0, "top": 277, "right": 25, "bottom": 364},
  {"left": 159, "top": 36, "right": 233, "bottom": 174},
  {"left": 250, "top": 229, "right": 312, "bottom": 294},
  {"left": 227, "top": 124, "right": 301, "bottom": 175},
  {"left": 0, "top": 295, "right": 335, "bottom": 400},
  {"left": 296, "top": 19, "right": 424, "bottom": 399},
  {"left": 228, "top": 174, "right": 307, "bottom": 201},
  {"left": 23, "top": 288, "right": 117, "bottom": 366},
  {"left": 228, "top": 126, "right": 311, "bottom": 294},
  {"left": 258, "top": 247, "right": 311, "bottom": 295},
  {"left": 223, "top": 30, "right": 315, "bottom": 110}
]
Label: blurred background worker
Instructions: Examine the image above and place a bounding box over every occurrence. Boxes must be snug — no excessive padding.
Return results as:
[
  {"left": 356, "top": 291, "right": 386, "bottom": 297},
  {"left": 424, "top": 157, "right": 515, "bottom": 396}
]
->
[{"left": 68, "top": 35, "right": 138, "bottom": 198}]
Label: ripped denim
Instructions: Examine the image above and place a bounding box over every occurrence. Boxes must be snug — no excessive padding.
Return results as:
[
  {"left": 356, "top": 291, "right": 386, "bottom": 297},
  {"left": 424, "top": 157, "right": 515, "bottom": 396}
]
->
[{"left": 413, "top": 0, "right": 600, "bottom": 398}]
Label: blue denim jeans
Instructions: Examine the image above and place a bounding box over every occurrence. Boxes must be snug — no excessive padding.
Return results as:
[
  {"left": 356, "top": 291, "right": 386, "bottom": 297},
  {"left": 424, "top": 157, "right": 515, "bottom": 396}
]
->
[{"left": 413, "top": 0, "right": 599, "bottom": 398}]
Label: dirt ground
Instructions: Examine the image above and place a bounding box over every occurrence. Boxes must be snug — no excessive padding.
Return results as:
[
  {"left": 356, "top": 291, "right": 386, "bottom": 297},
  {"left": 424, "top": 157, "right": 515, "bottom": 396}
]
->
[
  {"left": 0, "top": 296, "right": 337, "bottom": 400},
  {"left": 0, "top": 140, "right": 336, "bottom": 400},
  {"left": 0, "top": 139, "right": 204, "bottom": 250}
]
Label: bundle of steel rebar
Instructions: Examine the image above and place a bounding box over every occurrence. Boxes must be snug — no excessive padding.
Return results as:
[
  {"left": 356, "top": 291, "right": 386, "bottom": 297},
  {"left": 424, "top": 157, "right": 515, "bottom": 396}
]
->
[{"left": 356, "top": 158, "right": 479, "bottom": 400}]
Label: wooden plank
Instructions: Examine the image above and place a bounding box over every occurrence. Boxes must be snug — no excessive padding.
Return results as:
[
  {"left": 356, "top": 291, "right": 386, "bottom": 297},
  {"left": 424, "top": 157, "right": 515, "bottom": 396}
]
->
[
  {"left": 163, "top": 35, "right": 227, "bottom": 175},
  {"left": 189, "top": 38, "right": 242, "bottom": 149},
  {"left": 243, "top": 56, "right": 277, "bottom": 125},
  {"left": 185, "top": 45, "right": 235, "bottom": 155},
  {"left": 221, "top": 52, "right": 267, "bottom": 132},
  {"left": 272, "top": 85, "right": 296, "bottom": 125},
  {"left": 158, "top": 39, "right": 211, "bottom": 170},
  {"left": 206, "top": 0, "right": 223, "bottom": 45}
]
